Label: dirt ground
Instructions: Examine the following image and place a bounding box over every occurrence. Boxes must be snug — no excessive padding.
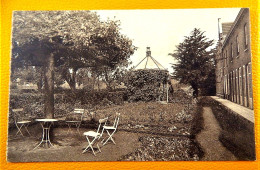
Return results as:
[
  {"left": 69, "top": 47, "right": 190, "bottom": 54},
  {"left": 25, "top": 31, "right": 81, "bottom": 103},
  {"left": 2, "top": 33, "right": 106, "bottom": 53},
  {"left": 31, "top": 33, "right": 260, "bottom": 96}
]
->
[
  {"left": 7, "top": 126, "right": 141, "bottom": 162},
  {"left": 196, "top": 107, "right": 237, "bottom": 161}
]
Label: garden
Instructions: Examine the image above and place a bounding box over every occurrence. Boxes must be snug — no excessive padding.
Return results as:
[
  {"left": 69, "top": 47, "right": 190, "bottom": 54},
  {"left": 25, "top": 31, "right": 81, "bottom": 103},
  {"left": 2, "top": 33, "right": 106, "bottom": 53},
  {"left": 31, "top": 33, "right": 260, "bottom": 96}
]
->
[
  {"left": 8, "top": 10, "right": 205, "bottom": 162},
  {"left": 8, "top": 87, "right": 204, "bottom": 162}
]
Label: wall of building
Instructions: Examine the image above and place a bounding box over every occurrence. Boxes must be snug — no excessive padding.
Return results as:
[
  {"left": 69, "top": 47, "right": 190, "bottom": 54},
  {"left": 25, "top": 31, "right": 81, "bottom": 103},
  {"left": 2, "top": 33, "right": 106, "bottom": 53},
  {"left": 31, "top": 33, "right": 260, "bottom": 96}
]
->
[
  {"left": 215, "top": 43, "right": 224, "bottom": 98},
  {"left": 208, "top": 96, "right": 255, "bottom": 160},
  {"left": 216, "top": 8, "right": 253, "bottom": 109}
]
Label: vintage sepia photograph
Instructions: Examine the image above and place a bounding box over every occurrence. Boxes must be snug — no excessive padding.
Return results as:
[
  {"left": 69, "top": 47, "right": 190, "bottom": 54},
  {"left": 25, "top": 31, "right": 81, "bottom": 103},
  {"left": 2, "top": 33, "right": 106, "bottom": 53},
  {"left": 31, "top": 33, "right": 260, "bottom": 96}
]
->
[{"left": 7, "top": 8, "right": 255, "bottom": 162}]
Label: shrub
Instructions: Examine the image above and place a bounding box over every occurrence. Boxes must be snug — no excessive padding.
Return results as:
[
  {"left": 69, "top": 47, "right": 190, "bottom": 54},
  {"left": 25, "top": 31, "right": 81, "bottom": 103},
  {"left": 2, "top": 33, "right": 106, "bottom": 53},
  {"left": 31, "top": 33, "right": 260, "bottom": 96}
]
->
[
  {"left": 124, "top": 69, "right": 169, "bottom": 102},
  {"left": 8, "top": 88, "right": 125, "bottom": 121}
]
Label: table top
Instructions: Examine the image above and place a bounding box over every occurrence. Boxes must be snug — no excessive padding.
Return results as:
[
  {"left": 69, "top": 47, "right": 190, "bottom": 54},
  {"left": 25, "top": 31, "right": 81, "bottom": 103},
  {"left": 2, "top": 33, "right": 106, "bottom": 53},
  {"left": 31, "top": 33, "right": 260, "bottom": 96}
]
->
[{"left": 35, "top": 119, "right": 58, "bottom": 122}]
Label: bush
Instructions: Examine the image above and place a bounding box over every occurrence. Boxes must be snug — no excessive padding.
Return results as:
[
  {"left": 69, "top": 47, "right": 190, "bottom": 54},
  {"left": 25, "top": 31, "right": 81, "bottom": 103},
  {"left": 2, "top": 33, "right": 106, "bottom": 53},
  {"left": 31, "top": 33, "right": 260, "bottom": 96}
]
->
[
  {"left": 9, "top": 93, "right": 45, "bottom": 126},
  {"left": 124, "top": 70, "right": 169, "bottom": 102}
]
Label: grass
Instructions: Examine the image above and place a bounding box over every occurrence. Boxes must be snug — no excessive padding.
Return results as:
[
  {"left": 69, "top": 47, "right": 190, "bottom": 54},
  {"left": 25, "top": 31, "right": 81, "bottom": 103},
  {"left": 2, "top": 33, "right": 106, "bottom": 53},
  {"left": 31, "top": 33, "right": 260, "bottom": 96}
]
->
[{"left": 94, "top": 101, "right": 185, "bottom": 125}]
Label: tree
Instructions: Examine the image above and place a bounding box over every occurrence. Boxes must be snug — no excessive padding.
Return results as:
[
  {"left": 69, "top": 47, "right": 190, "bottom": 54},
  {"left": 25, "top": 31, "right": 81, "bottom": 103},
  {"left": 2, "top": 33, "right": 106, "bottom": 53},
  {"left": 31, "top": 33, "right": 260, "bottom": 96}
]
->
[
  {"left": 169, "top": 28, "right": 215, "bottom": 97},
  {"left": 10, "top": 66, "right": 44, "bottom": 91},
  {"left": 12, "top": 11, "right": 103, "bottom": 118},
  {"left": 88, "top": 19, "right": 136, "bottom": 90},
  {"left": 11, "top": 11, "right": 136, "bottom": 118},
  {"left": 55, "top": 19, "right": 136, "bottom": 91}
]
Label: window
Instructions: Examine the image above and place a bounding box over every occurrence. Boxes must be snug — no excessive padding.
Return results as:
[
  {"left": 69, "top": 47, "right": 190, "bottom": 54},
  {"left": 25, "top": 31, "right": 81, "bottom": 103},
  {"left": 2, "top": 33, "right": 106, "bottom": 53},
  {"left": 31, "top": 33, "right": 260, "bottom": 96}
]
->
[
  {"left": 236, "top": 35, "right": 240, "bottom": 56},
  {"left": 223, "top": 52, "right": 226, "bottom": 68},
  {"left": 226, "top": 50, "right": 228, "bottom": 66},
  {"left": 244, "top": 23, "right": 248, "bottom": 49},
  {"left": 231, "top": 43, "right": 233, "bottom": 61}
]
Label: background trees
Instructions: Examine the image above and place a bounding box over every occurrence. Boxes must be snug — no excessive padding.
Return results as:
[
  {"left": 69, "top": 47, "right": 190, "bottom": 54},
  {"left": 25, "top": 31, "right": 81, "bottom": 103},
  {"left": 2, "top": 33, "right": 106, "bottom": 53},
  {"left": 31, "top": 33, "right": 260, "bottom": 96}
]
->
[
  {"left": 11, "top": 11, "right": 135, "bottom": 118},
  {"left": 169, "top": 28, "right": 216, "bottom": 97}
]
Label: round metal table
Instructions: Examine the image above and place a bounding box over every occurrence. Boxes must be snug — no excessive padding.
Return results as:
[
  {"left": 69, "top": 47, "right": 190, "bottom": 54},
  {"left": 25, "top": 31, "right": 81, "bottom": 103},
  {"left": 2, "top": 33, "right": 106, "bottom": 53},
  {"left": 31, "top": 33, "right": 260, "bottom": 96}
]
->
[{"left": 33, "top": 119, "right": 58, "bottom": 150}]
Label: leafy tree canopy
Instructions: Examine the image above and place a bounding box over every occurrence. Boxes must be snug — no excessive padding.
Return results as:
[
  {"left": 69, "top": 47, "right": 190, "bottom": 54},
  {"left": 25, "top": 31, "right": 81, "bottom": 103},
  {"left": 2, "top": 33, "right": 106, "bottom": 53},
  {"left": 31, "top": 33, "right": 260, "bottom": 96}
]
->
[
  {"left": 169, "top": 28, "right": 216, "bottom": 97},
  {"left": 11, "top": 11, "right": 136, "bottom": 90},
  {"left": 12, "top": 11, "right": 135, "bottom": 68},
  {"left": 10, "top": 11, "right": 136, "bottom": 118}
]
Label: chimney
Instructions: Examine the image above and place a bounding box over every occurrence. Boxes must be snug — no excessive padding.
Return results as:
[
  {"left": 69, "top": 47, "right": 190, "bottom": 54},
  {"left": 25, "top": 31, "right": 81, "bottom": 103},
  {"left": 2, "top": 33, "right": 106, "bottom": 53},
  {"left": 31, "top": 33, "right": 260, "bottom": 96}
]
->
[
  {"left": 146, "top": 47, "right": 151, "bottom": 57},
  {"left": 218, "top": 18, "right": 223, "bottom": 40}
]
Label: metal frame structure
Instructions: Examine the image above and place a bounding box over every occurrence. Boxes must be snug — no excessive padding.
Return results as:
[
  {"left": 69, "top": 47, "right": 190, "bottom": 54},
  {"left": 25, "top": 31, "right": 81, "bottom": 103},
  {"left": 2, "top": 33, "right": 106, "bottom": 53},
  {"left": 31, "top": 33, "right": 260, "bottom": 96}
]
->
[{"left": 33, "top": 119, "right": 58, "bottom": 150}]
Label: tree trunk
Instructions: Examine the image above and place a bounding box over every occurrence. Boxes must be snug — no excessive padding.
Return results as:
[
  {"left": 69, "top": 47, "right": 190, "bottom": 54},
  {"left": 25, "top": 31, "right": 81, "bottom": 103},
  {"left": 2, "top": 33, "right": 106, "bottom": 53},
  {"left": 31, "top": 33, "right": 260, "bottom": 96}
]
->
[
  {"left": 44, "top": 53, "right": 55, "bottom": 119},
  {"left": 191, "top": 83, "right": 199, "bottom": 98},
  {"left": 92, "top": 75, "right": 95, "bottom": 90},
  {"left": 66, "top": 68, "right": 77, "bottom": 91},
  {"left": 97, "top": 75, "right": 100, "bottom": 91},
  {"left": 37, "top": 67, "right": 44, "bottom": 92}
]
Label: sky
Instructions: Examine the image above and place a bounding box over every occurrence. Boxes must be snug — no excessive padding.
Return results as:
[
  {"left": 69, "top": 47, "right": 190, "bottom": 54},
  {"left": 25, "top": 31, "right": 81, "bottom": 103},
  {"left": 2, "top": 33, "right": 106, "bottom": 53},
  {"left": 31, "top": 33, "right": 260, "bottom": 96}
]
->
[{"left": 95, "top": 8, "right": 241, "bottom": 73}]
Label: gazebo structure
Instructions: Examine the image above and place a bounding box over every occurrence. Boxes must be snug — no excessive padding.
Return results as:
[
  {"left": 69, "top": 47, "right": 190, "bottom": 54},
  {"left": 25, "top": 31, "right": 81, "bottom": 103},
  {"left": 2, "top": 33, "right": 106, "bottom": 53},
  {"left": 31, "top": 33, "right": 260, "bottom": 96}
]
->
[
  {"left": 126, "top": 47, "right": 170, "bottom": 102},
  {"left": 133, "top": 47, "right": 166, "bottom": 70}
]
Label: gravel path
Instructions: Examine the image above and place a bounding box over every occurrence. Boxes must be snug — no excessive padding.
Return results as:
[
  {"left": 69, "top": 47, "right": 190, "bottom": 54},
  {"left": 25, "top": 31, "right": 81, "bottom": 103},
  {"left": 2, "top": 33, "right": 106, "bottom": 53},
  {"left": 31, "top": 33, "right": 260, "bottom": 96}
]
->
[
  {"left": 8, "top": 130, "right": 141, "bottom": 162},
  {"left": 196, "top": 107, "right": 237, "bottom": 161}
]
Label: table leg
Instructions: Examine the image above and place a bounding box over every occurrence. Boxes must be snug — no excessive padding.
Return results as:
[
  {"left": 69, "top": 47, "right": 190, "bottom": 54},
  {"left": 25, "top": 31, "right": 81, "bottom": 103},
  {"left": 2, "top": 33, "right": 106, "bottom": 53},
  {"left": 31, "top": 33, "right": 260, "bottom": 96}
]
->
[
  {"left": 33, "top": 122, "right": 54, "bottom": 150},
  {"left": 33, "top": 123, "right": 45, "bottom": 150}
]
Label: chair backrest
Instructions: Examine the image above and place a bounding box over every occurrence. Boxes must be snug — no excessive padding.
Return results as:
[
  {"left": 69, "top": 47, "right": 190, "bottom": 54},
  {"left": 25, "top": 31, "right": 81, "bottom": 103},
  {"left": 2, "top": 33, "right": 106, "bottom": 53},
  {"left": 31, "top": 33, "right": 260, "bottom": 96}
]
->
[
  {"left": 96, "top": 117, "right": 108, "bottom": 138},
  {"left": 89, "top": 111, "right": 96, "bottom": 119},
  {"left": 12, "top": 108, "right": 24, "bottom": 123},
  {"left": 66, "top": 108, "right": 85, "bottom": 121},
  {"left": 113, "top": 112, "right": 120, "bottom": 129}
]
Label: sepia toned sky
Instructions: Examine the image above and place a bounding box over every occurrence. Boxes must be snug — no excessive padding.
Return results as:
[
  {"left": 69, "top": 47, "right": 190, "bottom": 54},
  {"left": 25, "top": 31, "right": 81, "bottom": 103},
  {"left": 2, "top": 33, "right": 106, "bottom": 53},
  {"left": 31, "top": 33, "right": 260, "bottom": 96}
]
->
[{"left": 95, "top": 8, "right": 241, "bottom": 73}]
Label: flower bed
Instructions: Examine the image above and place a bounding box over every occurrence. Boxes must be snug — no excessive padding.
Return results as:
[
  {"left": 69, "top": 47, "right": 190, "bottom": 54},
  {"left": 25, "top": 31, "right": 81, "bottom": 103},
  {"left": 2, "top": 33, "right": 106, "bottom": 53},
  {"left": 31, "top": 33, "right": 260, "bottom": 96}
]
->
[{"left": 118, "top": 136, "right": 202, "bottom": 161}]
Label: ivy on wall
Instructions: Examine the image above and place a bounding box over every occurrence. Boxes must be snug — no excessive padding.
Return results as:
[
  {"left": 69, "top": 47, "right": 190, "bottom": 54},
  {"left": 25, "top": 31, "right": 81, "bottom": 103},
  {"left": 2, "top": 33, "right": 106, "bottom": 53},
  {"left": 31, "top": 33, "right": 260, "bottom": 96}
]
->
[{"left": 124, "top": 69, "right": 169, "bottom": 102}]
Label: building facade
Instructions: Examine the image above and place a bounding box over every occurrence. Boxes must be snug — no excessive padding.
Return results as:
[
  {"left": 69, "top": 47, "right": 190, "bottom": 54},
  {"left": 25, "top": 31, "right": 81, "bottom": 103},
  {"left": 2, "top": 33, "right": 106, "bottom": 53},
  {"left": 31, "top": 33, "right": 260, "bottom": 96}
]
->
[{"left": 215, "top": 8, "right": 253, "bottom": 109}]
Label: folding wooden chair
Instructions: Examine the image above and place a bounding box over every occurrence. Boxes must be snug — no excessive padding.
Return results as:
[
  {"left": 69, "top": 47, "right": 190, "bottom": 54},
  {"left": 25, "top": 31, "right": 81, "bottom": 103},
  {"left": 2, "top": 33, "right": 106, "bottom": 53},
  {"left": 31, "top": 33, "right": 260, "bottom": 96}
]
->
[
  {"left": 102, "top": 112, "right": 120, "bottom": 145},
  {"left": 82, "top": 117, "right": 108, "bottom": 156},
  {"left": 12, "top": 108, "right": 31, "bottom": 137},
  {"left": 65, "top": 108, "right": 85, "bottom": 134}
]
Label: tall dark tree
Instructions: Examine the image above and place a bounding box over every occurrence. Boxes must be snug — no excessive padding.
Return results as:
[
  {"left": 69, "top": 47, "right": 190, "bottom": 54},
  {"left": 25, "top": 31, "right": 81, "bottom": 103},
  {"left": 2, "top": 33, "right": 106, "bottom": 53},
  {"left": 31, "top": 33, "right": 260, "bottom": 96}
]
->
[{"left": 169, "top": 28, "right": 216, "bottom": 97}]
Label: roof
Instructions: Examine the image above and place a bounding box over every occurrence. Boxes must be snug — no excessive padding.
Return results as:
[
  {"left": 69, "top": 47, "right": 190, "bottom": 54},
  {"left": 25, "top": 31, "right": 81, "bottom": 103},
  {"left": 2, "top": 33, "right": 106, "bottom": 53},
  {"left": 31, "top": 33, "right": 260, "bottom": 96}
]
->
[
  {"left": 222, "top": 22, "right": 233, "bottom": 36},
  {"left": 222, "top": 8, "right": 248, "bottom": 48},
  {"left": 133, "top": 47, "right": 167, "bottom": 70}
]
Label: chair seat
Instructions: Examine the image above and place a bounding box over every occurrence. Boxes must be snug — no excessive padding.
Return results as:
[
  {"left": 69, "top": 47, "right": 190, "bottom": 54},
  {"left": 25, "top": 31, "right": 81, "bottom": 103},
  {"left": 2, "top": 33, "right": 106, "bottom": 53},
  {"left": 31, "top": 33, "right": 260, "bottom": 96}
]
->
[
  {"left": 17, "top": 120, "right": 31, "bottom": 124},
  {"left": 66, "top": 121, "right": 81, "bottom": 123},
  {"left": 103, "top": 126, "right": 116, "bottom": 130},
  {"left": 83, "top": 131, "right": 100, "bottom": 137}
]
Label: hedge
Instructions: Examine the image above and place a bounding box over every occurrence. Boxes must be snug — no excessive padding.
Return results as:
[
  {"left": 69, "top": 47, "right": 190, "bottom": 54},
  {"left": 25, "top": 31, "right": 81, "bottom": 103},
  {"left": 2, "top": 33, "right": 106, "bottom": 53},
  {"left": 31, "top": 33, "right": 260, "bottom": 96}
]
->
[
  {"left": 8, "top": 89, "right": 125, "bottom": 124},
  {"left": 124, "top": 69, "right": 169, "bottom": 102}
]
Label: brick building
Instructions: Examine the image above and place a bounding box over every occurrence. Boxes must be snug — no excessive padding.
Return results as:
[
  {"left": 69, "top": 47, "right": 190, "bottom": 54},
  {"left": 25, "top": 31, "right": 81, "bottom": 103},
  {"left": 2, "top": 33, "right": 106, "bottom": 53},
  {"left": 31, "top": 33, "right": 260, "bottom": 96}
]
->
[{"left": 215, "top": 8, "right": 253, "bottom": 109}]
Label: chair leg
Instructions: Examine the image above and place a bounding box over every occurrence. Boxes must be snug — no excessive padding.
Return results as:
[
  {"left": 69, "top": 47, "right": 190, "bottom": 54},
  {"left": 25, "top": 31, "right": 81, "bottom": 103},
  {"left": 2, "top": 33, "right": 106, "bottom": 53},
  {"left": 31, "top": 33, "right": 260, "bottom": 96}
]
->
[
  {"left": 15, "top": 124, "right": 24, "bottom": 137},
  {"left": 103, "top": 130, "right": 116, "bottom": 145},
  {"left": 97, "top": 144, "right": 101, "bottom": 153},
  {"left": 83, "top": 136, "right": 100, "bottom": 156},
  {"left": 76, "top": 123, "right": 81, "bottom": 135},
  {"left": 67, "top": 124, "right": 72, "bottom": 134},
  {"left": 24, "top": 124, "right": 31, "bottom": 136},
  {"left": 82, "top": 144, "right": 91, "bottom": 153}
]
